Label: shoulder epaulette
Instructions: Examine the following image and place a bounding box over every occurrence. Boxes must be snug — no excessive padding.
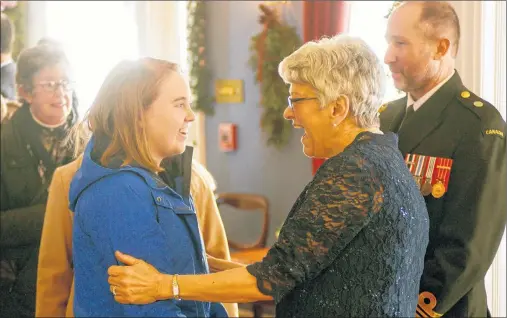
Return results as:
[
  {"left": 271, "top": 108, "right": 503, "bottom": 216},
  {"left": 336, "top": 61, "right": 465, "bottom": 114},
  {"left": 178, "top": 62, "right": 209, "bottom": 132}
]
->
[
  {"left": 457, "top": 89, "right": 506, "bottom": 138},
  {"left": 457, "top": 89, "right": 497, "bottom": 119},
  {"left": 378, "top": 103, "right": 388, "bottom": 113}
]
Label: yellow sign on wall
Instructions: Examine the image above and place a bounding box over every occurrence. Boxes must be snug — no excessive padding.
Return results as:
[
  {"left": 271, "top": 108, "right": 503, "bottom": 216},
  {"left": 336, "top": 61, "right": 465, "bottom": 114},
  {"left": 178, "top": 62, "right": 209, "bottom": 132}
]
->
[{"left": 215, "top": 79, "right": 244, "bottom": 104}]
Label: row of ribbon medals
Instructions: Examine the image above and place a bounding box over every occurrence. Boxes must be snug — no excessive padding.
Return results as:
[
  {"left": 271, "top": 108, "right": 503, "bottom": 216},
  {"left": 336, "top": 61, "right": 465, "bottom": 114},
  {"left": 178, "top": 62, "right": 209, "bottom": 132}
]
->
[{"left": 404, "top": 154, "right": 453, "bottom": 199}]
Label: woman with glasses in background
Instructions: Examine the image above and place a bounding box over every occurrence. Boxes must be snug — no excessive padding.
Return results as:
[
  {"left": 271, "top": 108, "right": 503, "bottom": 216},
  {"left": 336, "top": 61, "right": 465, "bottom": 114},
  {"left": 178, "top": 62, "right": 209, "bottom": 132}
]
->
[{"left": 0, "top": 43, "right": 79, "bottom": 318}]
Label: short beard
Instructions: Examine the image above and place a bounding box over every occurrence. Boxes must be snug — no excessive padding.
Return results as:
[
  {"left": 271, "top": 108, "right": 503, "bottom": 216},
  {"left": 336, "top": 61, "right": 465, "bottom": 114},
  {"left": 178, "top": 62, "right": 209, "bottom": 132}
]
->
[{"left": 404, "top": 58, "right": 438, "bottom": 97}]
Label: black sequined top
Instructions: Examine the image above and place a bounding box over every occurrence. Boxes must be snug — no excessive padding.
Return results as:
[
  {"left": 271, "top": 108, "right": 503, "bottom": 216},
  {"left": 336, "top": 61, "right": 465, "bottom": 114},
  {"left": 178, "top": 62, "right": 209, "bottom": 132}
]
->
[{"left": 247, "top": 132, "right": 429, "bottom": 317}]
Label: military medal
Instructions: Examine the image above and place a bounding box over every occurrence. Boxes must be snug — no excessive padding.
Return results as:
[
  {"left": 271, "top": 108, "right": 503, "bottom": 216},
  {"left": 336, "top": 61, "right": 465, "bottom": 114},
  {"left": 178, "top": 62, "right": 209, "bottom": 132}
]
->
[
  {"left": 432, "top": 158, "right": 452, "bottom": 199},
  {"left": 405, "top": 154, "right": 416, "bottom": 171},
  {"left": 431, "top": 181, "right": 446, "bottom": 198},
  {"left": 421, "top": 182, "right": 433, "bottom": 196},
  {"left": 414, "top": 155, "right": 425, "bottom": 188},
  {"left": 432, "top": 159, "right": 446, "bottom": 198},
  {"left": 421, "top": 157, "right": 436, "bottom": 196},
  {"left": 405, "top": 154, "right": 425, "bottom": 190}
]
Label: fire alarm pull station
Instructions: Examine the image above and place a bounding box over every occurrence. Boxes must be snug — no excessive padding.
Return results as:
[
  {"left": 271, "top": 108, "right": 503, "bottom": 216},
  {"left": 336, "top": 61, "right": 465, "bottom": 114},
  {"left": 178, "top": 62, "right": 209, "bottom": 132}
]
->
[{"left": 219, "top": 123, "right": 237, "bottom": 152}]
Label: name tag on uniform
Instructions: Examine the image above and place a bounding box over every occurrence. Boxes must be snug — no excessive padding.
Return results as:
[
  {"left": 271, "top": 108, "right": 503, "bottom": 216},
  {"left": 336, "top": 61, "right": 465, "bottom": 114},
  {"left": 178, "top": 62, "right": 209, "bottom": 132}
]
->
[{"left": 404, "top": 154, "right": 453, "bottom": 199}]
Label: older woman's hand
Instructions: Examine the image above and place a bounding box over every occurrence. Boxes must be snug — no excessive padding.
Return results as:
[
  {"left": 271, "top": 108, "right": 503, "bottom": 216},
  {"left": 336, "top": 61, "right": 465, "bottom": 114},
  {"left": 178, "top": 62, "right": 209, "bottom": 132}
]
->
[{"left": 107, "top": 251, "right": 171, "bottom": 304}]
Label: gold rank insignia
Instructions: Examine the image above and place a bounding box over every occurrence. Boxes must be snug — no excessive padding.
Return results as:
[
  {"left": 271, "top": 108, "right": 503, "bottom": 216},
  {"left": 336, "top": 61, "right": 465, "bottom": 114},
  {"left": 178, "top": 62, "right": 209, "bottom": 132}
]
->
[
  {"left": 378, "top": 103, "right": 388, "bottom": 113},
  {"left": 473, "top": 101, "right": 484, "bottom": 107},
  {"left": 416, "top": 292, "right": 443, "bottom": 318},
  {"left": 460, "top": 90, "right": 471, "bottom": 98},
  {"left": 404, "top": 154, "right": 454, "bottom": 199}
]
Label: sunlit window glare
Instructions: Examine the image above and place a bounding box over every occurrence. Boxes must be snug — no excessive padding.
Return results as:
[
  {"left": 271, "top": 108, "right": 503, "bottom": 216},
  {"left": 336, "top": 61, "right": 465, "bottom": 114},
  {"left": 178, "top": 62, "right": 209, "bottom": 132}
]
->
[
  {"left": 45, "top": 1, "right": 139, "bottom": 117},
  {"left": 348, "top": 1, "right": 405, "bottom": 103}
]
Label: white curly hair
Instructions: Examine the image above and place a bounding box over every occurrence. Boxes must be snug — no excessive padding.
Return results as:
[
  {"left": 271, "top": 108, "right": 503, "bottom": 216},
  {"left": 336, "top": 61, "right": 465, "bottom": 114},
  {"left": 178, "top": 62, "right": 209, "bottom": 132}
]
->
[{"left": 278, "top": 34, "right": 386, "bottom": 128}]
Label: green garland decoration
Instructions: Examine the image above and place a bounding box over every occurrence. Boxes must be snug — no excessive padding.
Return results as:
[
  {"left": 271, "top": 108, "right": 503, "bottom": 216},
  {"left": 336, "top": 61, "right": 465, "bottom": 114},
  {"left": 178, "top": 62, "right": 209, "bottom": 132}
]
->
[
  {"left": 3, "top": 1, "right": 26, "bottom": 60},
  {"left": 249, "top": 4, "right": 301, "bottom": 149},
  {"left": 187, "top": 0, "right": 214, "bottom": 115}
]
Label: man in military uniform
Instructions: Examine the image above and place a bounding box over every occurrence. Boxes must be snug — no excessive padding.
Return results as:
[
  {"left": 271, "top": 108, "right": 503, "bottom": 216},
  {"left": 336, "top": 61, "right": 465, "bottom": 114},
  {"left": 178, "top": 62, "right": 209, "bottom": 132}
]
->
[{"left": 381, "top": 1, "right": 507, "bottom": 317}]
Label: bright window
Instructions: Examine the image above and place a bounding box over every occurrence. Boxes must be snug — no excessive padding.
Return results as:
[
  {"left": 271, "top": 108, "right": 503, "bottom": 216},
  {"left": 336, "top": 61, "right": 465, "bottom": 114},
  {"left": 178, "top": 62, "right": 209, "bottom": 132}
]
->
[
  {"left": 177, "top": 1, "right": 189, "bottom": 73},
  {"left": 348, "top": 1, "right": 404, "bottom": 103},
  {"left": 45, "top": 1, "right": 139, "bottom": 117},
  {"left": 482, "top": 1, "right": 506, "bottom": 316}
]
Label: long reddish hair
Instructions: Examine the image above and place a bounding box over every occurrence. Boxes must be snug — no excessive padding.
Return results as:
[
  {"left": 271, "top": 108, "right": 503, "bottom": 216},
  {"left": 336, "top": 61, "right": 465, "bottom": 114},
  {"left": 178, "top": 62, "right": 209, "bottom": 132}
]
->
[{"left": 83, "top": 57, "right": 180, "bottom": 172}]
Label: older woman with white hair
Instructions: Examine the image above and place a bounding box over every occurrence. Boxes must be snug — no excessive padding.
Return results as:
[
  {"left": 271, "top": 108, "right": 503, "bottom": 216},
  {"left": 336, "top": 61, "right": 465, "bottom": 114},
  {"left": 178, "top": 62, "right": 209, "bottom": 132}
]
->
[{"left": 106, "top": 35, "right": 430, "bottom": 317}]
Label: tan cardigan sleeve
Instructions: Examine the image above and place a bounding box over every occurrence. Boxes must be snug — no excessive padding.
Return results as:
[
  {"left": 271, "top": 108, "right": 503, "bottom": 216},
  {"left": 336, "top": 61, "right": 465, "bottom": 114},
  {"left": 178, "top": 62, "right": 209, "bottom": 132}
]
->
[
  {"left": 36, "top": 167, "right": 75, "bottom": 317},
  {"left": 190, "top": 162, "right": 238, "bottom": 317},
  {"left": 191, "top": 163, "right": 231, "bottom": 261}
]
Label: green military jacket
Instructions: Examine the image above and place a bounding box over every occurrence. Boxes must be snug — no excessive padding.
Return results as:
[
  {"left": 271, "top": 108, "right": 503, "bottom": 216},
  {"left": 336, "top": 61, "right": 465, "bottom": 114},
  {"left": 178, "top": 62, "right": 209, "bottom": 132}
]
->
[{"left": 380, "top": 71, "right": 507, "bottom": 317}]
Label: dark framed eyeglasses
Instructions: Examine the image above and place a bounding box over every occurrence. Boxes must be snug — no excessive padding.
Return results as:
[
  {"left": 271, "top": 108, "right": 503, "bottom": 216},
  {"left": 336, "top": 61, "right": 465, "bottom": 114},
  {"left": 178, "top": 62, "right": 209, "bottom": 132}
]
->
[
  {"left": 34, "top": 80, "right": 75, "bottom": 93},
  {"left": 287, "top": 96, "right": 318, "bottom": 109}
]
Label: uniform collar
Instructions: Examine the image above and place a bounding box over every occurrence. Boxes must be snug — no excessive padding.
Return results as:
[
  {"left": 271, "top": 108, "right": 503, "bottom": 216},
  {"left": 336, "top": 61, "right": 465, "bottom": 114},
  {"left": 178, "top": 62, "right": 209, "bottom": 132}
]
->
[
  {"left": 396, "top": 71, "right": 463, "bottom": 153},
  {"left": 407, "top": 70, "right": 456, "bottom": 111}
]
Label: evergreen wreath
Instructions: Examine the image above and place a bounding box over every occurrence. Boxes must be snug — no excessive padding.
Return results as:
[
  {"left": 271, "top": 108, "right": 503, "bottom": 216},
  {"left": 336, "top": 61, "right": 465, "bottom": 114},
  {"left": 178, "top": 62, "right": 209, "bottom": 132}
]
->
[
  {"left": 248, "top": 4, "right": 301, "bottom": 149},
  {"left": 187, "top": 0, "right": 214, "bottom": 115}
]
